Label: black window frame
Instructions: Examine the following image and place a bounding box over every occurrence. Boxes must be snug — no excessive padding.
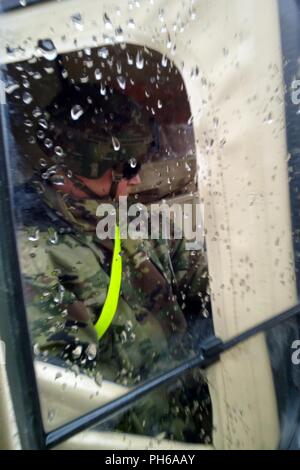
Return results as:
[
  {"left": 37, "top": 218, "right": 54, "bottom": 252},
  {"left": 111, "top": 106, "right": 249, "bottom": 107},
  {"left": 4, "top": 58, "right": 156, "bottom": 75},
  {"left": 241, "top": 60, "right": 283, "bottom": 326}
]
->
[
  {"left": 1, "top": 0, "right": 52, "bottom": 12},
  {"left": 0, "top": 0, "right": 300, "bottom": 450}
]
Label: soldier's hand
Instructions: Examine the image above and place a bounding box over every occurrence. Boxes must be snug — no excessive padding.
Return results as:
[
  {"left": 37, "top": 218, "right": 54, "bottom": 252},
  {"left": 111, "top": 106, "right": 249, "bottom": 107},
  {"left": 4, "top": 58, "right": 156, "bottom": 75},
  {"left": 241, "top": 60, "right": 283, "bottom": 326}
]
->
[{"left": 67, "top": 300, "right": 90, "bottom": 323}]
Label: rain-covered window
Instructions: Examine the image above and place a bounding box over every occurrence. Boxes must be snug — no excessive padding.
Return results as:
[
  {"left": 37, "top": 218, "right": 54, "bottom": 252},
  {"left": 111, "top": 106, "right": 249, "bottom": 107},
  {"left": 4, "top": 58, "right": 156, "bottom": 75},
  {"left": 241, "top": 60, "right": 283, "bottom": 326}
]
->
[
  {"left": 1, "top": 1, "right": 212, "bottom": 446},
  {"left": 1, "top": 0, "right": 300, "bottom": 451}
]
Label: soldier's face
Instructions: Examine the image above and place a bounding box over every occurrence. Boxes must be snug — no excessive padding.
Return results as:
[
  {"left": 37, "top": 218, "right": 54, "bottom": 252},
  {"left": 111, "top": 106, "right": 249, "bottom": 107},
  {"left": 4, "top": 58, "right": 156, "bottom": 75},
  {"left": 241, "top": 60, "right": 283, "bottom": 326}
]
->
[
  {"left": 115, "top": 173, "right": 141, "bottom": 198},
  {"left": 55, "top": 170, "right": 141, "bottom": 199}
]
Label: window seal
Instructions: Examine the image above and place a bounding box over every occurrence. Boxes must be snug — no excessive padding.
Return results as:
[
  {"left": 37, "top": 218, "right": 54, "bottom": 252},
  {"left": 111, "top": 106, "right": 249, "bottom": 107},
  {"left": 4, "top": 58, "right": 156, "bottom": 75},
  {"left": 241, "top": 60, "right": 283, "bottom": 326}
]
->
[
  {"left": 0, "top": 82, "right": 46, "bottom": 449},
  {"left": 1, "top": 0, "right": 51, "bottom": 13}
]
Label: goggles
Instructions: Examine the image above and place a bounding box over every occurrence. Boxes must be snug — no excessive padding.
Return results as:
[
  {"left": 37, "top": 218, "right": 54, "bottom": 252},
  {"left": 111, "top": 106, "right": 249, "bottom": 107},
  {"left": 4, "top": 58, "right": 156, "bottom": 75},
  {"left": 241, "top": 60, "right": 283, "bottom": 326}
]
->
[{"left": 112, "top": 158, "right": 141, "bottom": 182}]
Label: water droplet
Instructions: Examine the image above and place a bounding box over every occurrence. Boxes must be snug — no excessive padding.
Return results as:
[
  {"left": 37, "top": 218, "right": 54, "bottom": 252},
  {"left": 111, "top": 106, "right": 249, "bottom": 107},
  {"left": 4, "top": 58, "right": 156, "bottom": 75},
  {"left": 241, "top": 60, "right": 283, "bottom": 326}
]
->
[
  {"left": 120, "top": 330, "right": 127, "bottom": 343},
  {"left": 54, "top": 146, "right": 64, "bottom": 157},
  {"left": 71, "top": 344, "right": 82, "bottom": 359},
  {"left": 38, "top": 118, "right": 48, "bottom": 129},
  {"left": 157, "top": 100, "right": 162, "bottom": 109},
  {"left": 37, "top": 130, "right": 45, "bottom": 140},
  {"left": 117, "top": 75, "right": 126, "bottom": 90},
  {"left": 80, "top": 74, "right": 89, "bottom": 83},
  {"left": 95, "top": 372, "right": 103, "bottom": 386},
  {"left": 24, "top": 119, "right": 33, "bottom": 127},
  {"left": 86, "top": 343, "right": 97, "bottom": 361},
  {"left": 33, "top": 71, "right": 42, "bottom": 80},
  {"left": 23, "top": 91, "right": 33, "bottom": 104},
  {"left": 48, "top": 230, "right": 58, "bottom": 245},
  {"left": 98, "top": 47, "right": 109, "bottom": 59},
  {"left": 136, "top": 50, "right": 144, "bottom": 69},
  {"left": 161, "top": 55, "right": 168, "bottom": 67},
  {"left": 84, "top": 59, "right": 93, "bottom": 69},
  {"left": 23, "top": 79, "right": 30, "bottom": 88},
  {"left": 41, "top": 171, "right": 49, "bottom": 180},
  {"left": 128, "top": 18, "right": 135, "bottom": 28},
  {"left": 33, "top": 343, "right": 40, "bottom": 355},
  {"left": 158, "top": 8, "right": 164, "bottom": 22},
  {"left": 100, "top": 82, "right": 106, "bottom": 95},
  {"left": 112, "top": 136, "right": 120, "bottom": 151},
  {"left": 28, "top": 136, "right": 36, "bottom": 144},
  {"left": 190, "top": 9, "right": 196, "bottom": 20},
  {"left": 61, "top": 68, "right": 68, "bottom": 79},
  {"left": 44, "top": 138, "right": 52, "bottom": 148},
  {"left": 129, "top": 158, "right": 137, "bottom": 168},
  {"left": 70, "top": 364, "right": 80, "bottom": 376},
  {"left": 20, "top": 0, "right": 27, "bottom": 6},
  {"left": 50, "top": 175, "right": 65, "bottom": 186},
  {"left": 263, "top": 112, "right": 273, "bottom": 125},
  {"left": 126, "top": 52, "right": 133, "bottom": 65},
  {"left": 94, "top": 68, "right": 102, "bottom": 80},
  {"left": 44, "top": 66, "right": 54, "bottom": 74},
  {"left": 155, "top": 431, "right": 166, "bottom": 442},
  {"left": 213, "top": 117, "right": 219, "bottom": 128},
  {"left": 70, "top": 104, "right": 84, "bottom": 120},
  {"left": 71, "top": 13, "right": 84, "bottom": 31},
  {"left": 39, "top": 158, "right": 47, "bottom": 167},
  {"left": 115, "top": 26, "right": 123, "bottom": 41},
  {"left": 125, "top": 320, "right": 133, "bottom": 332},
  {"left": 202, "top": 309, "right": 210, "bottom": 319},
  {"left": 32, "top": 107, "right": 42, "bottom": 118},
  {"left": 5, "top": 82, "right": 19, "bottom": 94},
  {"left": 28, "top": 56, "right": 37, "bottom": 64},
  {"left": 28, "top": 228, "right": 40, "bottom": 242},
  {"left": 37, "top": 39, "right": 57, "bottom": 61},
  {"left": 103, "top": 12, "right": 113, "bottom": 29},
  {"left": 47, "top": 410, "right": 55, "bottom": 423},
  {"left": 116, "top": 60, "right": 122, "bottom": 74},
  {"left": 67, "top": 169, "right": 73, "bottom": 178}
]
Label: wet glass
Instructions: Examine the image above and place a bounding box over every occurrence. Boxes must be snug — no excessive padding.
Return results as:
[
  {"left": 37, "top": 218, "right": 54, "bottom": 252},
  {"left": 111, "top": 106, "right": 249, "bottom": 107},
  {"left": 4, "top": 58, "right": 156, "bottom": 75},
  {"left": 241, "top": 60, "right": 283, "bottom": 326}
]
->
[
  {"left": 1, "top": 0, "right": 300, "bottom": 450},
  {"left": 1, "top": 1, "right": 211, "bottom": 434},
  {"left": 50, "top": 318, "right": 300, "bottom": 449},
  {"left": 52, "top": 369, "right": 213, "bottom": 448}
]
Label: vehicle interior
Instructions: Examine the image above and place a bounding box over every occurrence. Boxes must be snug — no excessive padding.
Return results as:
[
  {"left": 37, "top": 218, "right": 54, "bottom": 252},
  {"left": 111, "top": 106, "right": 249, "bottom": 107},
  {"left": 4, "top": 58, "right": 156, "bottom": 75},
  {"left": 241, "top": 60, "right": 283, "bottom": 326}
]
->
[{"left": 0, "top": 0, "right": 300, "bottom": 450}]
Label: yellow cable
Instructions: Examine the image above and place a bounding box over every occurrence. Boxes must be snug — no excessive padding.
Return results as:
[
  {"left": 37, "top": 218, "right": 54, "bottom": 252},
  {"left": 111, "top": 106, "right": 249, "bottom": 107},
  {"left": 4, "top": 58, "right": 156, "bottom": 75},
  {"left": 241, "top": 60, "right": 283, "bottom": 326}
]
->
[{"left": 95, "top": 225, "right": 122, "bottom": 339}]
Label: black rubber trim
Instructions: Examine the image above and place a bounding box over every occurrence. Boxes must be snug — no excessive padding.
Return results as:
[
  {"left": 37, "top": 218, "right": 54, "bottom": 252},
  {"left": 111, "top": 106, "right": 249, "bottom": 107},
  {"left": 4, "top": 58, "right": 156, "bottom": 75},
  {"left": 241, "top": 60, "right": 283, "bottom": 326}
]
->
[
  {"left": 1, "top": 0, "right": 51, "bottom": 12},
  {"left": 0, "top": 76, "right": 46, "bottom": 448}
]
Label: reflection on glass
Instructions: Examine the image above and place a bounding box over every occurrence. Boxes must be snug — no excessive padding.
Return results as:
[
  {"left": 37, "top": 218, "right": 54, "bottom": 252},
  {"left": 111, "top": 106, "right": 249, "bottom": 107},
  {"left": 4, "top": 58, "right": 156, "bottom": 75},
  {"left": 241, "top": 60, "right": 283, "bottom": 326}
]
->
[
  {"left": 266, "top": 317, "right": 300, "bottom": 448},
  {"left": 54, "top": 371, "right": 212, "bottom": 449},
  {"left": 4, "top": 40, "right": 212, "bottom": 431}
]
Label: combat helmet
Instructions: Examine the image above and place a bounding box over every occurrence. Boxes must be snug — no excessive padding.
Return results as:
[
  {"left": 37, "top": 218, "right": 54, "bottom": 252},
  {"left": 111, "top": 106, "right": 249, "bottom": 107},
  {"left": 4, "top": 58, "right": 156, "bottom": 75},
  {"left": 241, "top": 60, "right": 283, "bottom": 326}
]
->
[{"left": 36, "top": 83, "right": 159, "bottom": 193}]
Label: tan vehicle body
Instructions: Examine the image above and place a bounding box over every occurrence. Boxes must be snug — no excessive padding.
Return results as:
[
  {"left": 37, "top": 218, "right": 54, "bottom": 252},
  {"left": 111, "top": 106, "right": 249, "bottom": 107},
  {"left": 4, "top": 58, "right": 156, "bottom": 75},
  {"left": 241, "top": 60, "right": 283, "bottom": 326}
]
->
[{"left": 0, "top": 0, "right": 296, "bottom": 450}]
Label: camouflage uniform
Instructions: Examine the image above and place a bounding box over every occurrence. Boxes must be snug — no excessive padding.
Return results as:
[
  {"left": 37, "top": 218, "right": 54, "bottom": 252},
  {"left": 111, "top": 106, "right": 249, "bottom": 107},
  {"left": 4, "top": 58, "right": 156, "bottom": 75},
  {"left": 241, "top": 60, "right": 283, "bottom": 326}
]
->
[
  {"left": 17, "top": 185, "right": 212, "bottom": 442},
  {"left": 17, "top": 86, "right": 212, "bottom": 443}
]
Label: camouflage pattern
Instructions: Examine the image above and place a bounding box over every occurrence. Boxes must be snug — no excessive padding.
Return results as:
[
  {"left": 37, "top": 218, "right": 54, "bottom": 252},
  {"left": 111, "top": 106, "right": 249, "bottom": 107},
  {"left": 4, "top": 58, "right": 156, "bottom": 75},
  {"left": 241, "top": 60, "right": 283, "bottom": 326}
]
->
[
  {"left": 38, "top": 87, "right": 154, "bottom": 179},
  {"left": 18, "top": 188, "right": 212, "bottom": 443}
]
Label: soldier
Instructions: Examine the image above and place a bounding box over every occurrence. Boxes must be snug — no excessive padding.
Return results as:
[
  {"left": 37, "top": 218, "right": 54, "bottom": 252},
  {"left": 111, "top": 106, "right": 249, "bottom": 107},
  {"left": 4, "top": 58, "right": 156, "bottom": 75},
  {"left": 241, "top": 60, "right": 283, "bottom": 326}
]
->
[{"left": 17, "top": 85, "right": 212, "bottom": 443}]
